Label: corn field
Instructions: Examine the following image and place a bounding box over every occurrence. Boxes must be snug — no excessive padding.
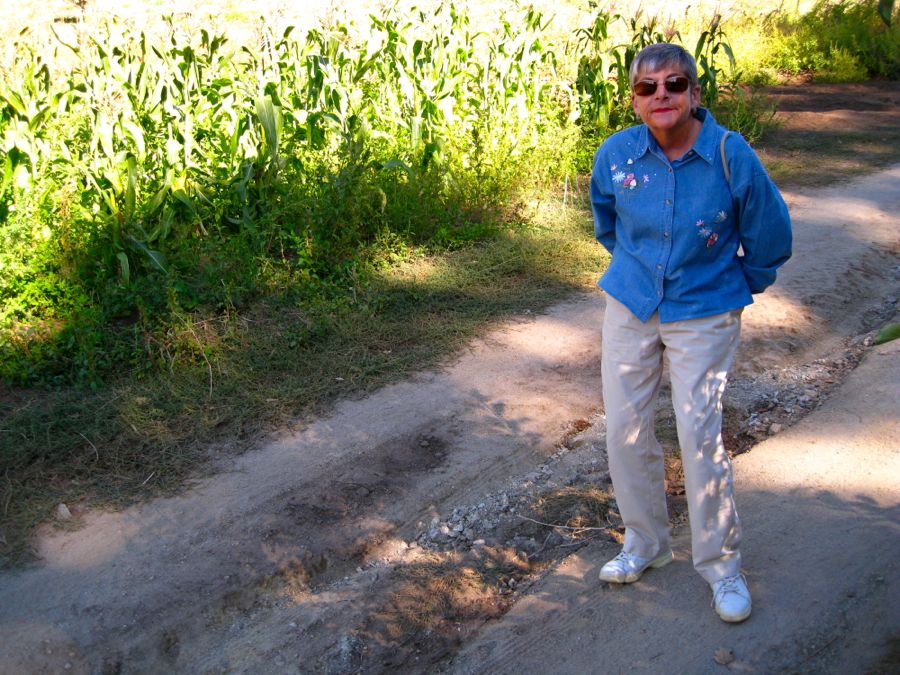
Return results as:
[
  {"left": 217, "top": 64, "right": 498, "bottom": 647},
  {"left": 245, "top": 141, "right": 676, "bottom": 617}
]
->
[{"left": 0, "top": 2, "right": 741, "bottom": 385}]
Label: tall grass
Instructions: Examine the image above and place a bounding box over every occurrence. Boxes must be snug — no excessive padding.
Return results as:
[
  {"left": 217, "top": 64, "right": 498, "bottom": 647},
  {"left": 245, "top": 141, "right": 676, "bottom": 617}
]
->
[
  {"left": 0, "top": 1, "right": 769, "bottom": 387},
  {"left": 0, "top": 4, "right": 577, "bottom": 386}
]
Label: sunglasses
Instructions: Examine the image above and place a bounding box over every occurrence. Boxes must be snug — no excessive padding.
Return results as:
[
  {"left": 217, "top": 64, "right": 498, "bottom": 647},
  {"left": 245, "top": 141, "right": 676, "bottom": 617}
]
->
[{"left": 632, "top": 76, "right": 691, "bottom": 97}]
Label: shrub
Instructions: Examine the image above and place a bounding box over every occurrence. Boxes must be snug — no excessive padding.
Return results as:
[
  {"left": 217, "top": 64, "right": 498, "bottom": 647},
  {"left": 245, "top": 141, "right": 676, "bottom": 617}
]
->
[{"left": 759, "top": 0, "right": 900, "bottom": 79}]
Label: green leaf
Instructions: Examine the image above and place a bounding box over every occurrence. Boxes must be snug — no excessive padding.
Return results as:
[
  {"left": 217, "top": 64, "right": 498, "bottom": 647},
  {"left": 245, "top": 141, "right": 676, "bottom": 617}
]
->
[
  {"left": 128, "top": 236, "right": 169, "bottom": 274},
  {"left": 116, "top": 251, "right": 131, "bottom": 283},
  {"left": 0, "top": 87, "right": 27, "bottom": 117},
  {"left": 878, "top": 0, "right": 895, "bottom": 26},
  {"left": 874, "top": 323, "right": 900, "bottom": 345},
  {"left": 122, "top": 120, "right": 146, "bottom": 159},
  {"left": 124, "top": 155, "right": 137, "bottom": 221},
  {"left": 1, "top": 153, "right": 14, "bottom": 196},
  {"left": 255, "top": 95, "right": 281, "bottom": 158},
  {"left": 382, "top": 158, "right": 412, "bottom": 175}
]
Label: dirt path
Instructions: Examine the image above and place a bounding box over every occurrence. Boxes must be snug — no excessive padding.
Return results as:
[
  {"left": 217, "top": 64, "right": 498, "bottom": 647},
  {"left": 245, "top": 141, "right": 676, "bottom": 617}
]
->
[
  {"left": 1, "top": 169, "right": 899, "bottom": 671},
  {"left": 447, "top": 332, "right": 900, "bottom": 675}
]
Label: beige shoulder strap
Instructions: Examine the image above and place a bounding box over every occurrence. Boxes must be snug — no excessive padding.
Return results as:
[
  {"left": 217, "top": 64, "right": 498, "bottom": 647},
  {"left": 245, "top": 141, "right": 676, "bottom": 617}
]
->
[{"left": 720, "top": 131, "right": 731, "bottom": 186}]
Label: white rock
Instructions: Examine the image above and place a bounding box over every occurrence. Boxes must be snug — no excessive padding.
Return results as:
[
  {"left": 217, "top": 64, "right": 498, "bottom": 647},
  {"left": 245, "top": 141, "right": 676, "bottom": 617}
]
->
[{"left": 56, "top": 503, "right": 72, "bottom": 521}]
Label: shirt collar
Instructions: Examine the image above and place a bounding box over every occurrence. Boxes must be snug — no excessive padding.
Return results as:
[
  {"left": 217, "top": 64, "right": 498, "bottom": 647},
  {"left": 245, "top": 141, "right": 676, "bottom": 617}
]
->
[{"left": 637, "top": 107, "right": 720, "bottom": 164}]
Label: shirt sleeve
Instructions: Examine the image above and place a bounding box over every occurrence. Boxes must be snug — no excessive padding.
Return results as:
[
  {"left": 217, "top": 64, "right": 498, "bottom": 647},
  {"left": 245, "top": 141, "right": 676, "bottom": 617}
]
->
[
  {"left": 731, "top": 140, "right": 793, "bottom": 294},
  {"left": 591, "top": 147, "right": 617, "bottom": 255}
]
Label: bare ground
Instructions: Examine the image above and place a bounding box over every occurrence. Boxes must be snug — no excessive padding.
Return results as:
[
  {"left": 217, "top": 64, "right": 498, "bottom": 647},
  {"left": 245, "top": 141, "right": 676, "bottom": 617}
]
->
[{"left": 1, "top": 86, "right": 899, "bottom": 674}]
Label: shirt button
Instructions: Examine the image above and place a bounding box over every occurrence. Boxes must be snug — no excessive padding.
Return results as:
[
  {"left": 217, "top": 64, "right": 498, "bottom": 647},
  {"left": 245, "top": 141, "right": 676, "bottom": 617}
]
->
[
  {"left": 668, "top": 167, "right": 673, "bottom": 173},
  {"left": 663, "top": 232, "right": 669, "bottom": 238},
  {"left": 657, "top": 264, "right": 663, "bottom": 269},
  {"left": 665, "top": 199, "right": 672, "bottom": 204}
]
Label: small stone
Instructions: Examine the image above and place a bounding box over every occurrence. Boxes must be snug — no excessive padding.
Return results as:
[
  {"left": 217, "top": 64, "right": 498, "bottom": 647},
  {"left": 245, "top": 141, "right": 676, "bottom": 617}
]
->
[
  {"left": 420, "top": 440, "right": 429, "bottom": 447},
  {"left": 473, "top": 539, "right": 486, "bottom": 546},
  {"left": 56, "top": 504, "right": 72, "bottom": 521},
  {"left": 714, "top": 647, "right": 734, "bottom": 665},
  {"left": 463, "top": 528, "right": 474, "bottom": 540},
  {"left": 769, "top": 423, "right": 784, "bottom": 434}
]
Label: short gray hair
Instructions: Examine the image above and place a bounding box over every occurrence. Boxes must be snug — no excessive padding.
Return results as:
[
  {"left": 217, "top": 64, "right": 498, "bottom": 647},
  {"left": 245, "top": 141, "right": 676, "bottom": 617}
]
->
[{"left": 629, "top": 43, "right": 699, "bottom": 88}]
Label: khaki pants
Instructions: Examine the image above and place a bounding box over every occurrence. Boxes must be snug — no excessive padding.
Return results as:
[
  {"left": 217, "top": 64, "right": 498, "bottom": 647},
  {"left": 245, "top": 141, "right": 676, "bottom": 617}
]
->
[{"left": 601, "top": 295, "right": 743, "bottom": 584}]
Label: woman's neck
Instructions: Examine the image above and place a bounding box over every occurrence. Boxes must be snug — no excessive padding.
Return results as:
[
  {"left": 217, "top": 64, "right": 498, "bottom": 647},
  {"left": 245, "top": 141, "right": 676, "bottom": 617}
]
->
[{"left": 654, "top": 116, "right": 703, "bottom": 162}]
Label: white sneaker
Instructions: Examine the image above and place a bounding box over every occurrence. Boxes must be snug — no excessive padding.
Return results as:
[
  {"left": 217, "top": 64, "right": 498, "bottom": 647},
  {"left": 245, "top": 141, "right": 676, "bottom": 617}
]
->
[
  {"left": 599, "top": 549, "right": 673, "bottom": 583},
  {"left": 712, "top": 573, "right": 752, "bottom": 623}
]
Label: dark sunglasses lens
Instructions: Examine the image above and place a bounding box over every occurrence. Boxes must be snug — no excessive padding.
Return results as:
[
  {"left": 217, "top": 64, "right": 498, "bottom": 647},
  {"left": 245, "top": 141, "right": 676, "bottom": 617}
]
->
[
  {"left": 633, "top": 81, "right": 657, "bottom": 96},
  {"left": 665, "top": 76, "right": 690, "bottom": 93}
]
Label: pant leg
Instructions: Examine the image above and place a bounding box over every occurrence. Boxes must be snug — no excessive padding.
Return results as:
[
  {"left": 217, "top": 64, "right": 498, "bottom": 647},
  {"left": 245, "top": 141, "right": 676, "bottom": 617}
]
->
[
  {"left": 601, "top": 295, "right": 670, "bottom": 559},
  {"left": 661, "top": 310, "right": 742, "bottom": 584}
]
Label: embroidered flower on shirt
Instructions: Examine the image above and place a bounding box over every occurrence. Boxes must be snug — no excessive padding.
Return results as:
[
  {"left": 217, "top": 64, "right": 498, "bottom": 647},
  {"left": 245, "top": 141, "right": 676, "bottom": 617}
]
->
[
  {"left": 612, "top": 171, "right": 626, "bottom": 183},
  {"left": 643, "top": 174, "right": 650, "bottom": 184},
  {"left": 626, "top": 158, "right": 634, "bottom": 165},
  {"left": 706, "top": 233, "right": 719, "bottom": 248},
  {"left": 714, "top": 210, "right": 728, "bottom": 224},
  {"left": 695, "top": 220, "right": 712, "bottom": 238},
  {"left": 624, "top": 173, "right": 637, "bottom": 189},
  {"left": 610, "top": 164, "right": 617, "bottom": 171}
]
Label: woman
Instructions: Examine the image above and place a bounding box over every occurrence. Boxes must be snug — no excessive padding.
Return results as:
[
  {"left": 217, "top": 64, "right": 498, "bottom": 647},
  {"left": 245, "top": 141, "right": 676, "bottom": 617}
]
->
[{"left": 590, "top": 43, "right": 791, "bottom": 623}]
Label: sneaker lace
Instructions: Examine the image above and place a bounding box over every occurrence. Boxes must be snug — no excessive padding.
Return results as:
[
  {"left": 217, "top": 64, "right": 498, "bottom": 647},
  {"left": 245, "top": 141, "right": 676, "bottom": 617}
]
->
[{"left": 712, "top": 573, "right": 746, "bottom": 605}]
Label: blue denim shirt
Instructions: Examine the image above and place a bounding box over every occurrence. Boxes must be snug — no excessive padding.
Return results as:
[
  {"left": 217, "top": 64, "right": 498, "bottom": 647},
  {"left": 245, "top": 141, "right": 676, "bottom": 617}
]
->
[{"left": 591, "top": 108, "right": 792, "bottom": 323}]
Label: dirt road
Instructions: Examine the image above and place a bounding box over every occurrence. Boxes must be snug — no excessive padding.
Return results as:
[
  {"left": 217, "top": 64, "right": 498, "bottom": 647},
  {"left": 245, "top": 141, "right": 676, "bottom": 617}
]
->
[
  {"left": 1, "top": 157, "right": 898, "bottom": 673},
  {"left": 448, "top": 318, "right": 900, "bottom": 674}
]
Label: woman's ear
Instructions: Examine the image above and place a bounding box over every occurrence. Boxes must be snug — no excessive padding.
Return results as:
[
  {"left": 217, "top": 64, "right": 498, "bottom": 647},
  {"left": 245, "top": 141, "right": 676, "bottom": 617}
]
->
[{"left": 691, "top": 84, "right": 702, "bottom": 111}]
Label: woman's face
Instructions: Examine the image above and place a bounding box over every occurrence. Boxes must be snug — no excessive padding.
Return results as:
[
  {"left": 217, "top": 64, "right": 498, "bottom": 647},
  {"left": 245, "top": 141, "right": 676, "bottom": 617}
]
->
[{"left": 630, "top": 65, "right": 701, "bottom": 138}]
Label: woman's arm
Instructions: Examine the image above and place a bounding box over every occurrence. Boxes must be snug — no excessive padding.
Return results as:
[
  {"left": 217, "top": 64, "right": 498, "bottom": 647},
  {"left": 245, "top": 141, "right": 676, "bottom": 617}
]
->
[
  {"left": 730, "top": 141, "right": 792, "bottom": 294},
  {"left": 591, "top": 149, "right": 618, "bottom": 255}
]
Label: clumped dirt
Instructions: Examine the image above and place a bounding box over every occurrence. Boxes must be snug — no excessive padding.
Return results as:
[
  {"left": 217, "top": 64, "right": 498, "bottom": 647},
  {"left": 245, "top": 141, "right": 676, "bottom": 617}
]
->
[{"left": 0, "top": 85, "right": 898, "bottom": 674}]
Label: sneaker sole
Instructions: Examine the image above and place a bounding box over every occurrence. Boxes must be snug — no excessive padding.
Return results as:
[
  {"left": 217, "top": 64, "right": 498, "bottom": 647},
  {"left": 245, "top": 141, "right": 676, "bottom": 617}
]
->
[
  {"left": 599, "top": 550, "right": 674, "bottom": 584},
  {"left": 717, "top": 604, "right": 752, "bottom": 623}
]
